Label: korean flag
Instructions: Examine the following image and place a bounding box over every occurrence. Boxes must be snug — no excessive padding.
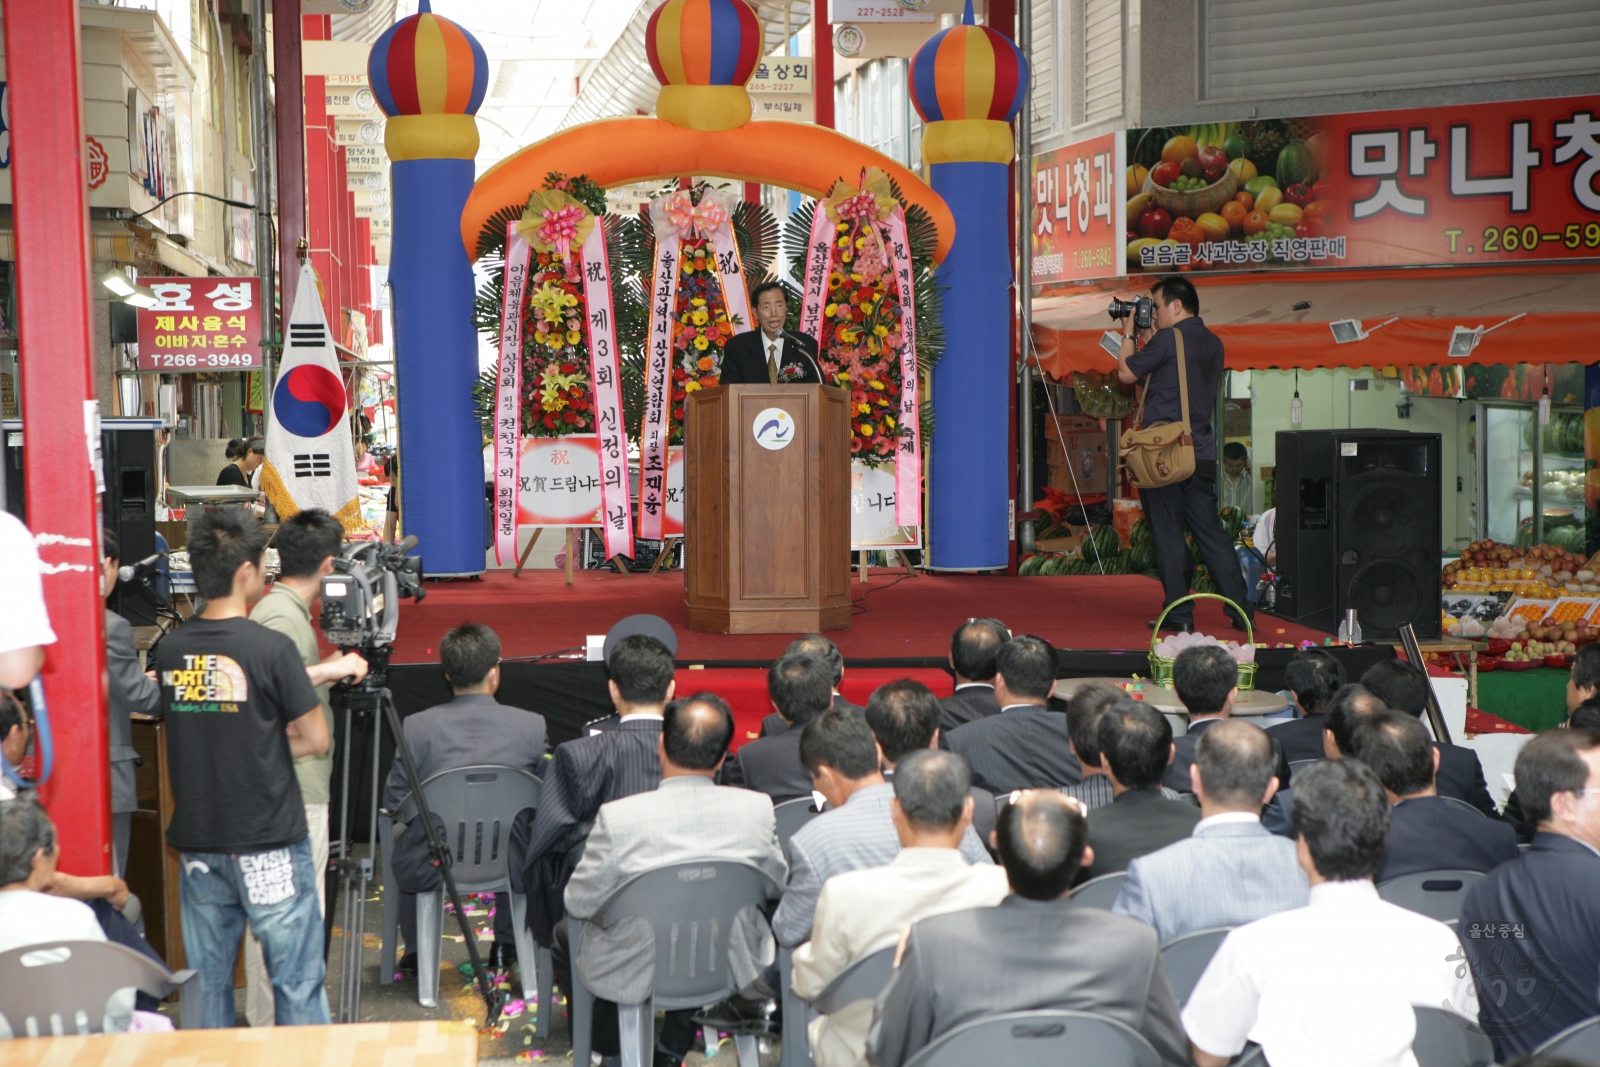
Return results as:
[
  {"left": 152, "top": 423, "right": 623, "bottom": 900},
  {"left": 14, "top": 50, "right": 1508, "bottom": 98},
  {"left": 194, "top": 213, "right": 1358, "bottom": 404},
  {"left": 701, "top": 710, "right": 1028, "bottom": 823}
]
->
[{"left": 261, "top": 264, "right": 361, "bottom": 528}]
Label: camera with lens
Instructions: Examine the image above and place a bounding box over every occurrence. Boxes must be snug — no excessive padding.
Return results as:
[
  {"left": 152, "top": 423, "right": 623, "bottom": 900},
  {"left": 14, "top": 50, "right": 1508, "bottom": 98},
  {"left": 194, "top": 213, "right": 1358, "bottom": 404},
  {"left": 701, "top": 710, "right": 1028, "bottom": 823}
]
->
[
  {"left": 1108, "top": 296, "right": 1155, "bottom": 331},
  {"left": 319, "top": 536, "right": 426, "bottom": 684}
]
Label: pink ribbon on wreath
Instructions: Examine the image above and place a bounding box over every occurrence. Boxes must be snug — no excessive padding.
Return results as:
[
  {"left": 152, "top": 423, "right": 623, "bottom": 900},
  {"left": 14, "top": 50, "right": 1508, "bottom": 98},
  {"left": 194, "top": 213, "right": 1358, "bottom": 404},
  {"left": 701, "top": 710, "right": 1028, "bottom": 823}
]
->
[
  {"left": 835, "top": 190, "right": 881, "bottom": 221},
  {"left": 663, "top": 190, "right": 730, "bottom": 240},
  {"left": 538, "top": 204, "right": 587, "bottom": 278}
]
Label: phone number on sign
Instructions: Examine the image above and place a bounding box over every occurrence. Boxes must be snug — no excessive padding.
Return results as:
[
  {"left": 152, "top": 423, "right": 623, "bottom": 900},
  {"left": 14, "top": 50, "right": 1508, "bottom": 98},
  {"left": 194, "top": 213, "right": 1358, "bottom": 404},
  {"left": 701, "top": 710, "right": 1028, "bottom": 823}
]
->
[
  {"left": 1446, "top": 222, "right": 1600, "bottom": 254},
  {"left": 143, "top": 352, "right": 262, "bottom": 369}
]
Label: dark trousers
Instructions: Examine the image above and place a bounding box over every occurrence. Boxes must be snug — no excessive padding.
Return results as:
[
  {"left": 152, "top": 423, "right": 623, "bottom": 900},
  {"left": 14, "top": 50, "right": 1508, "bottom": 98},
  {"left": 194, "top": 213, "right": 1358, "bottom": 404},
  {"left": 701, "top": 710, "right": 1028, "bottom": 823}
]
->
[
  {"left": 88, "top": 897, "right": 164, "bottom": 1012},
  {"left": 1141, "top": 460, "right": 1251, "bottom": 625},
  {"left": 551, "top": 923, "right": 699, "bottom": 1062}
]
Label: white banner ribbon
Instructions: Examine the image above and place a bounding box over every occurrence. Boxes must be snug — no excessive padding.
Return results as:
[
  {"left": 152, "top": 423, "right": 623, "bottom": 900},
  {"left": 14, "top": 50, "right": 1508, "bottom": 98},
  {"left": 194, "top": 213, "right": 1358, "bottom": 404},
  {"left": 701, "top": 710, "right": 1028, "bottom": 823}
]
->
[
  {"left": 493, "top": 223, "right": 531, "bottom": 565},
  {"left": 638, "top": 203, "right": 681, "bottom": 541},
  {"left": 883, "top": 208, "right": 921, "bottom": 527},
  {"left": 580, "top": 218, "right": 634, "bottom": 561},
  {"left": 798, "top": 205, "right": 832, "bottom": 349}
]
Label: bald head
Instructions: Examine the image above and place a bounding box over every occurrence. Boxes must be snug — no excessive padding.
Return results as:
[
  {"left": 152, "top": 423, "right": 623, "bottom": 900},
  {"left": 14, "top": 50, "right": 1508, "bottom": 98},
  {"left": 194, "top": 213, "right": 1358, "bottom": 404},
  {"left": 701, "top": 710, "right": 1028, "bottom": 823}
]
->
[
  {"left": 995, "top": 791, "right": 1090, "bottom": 900},
  {"left": 1325, "top": 684, "right": 1388, "bottom": 757},
  {"left": 1195, "top": 718, "right": 1278, "bottom": 811},
  {"left": 661, "top": 692, "right": 735, "bottom": 773}
]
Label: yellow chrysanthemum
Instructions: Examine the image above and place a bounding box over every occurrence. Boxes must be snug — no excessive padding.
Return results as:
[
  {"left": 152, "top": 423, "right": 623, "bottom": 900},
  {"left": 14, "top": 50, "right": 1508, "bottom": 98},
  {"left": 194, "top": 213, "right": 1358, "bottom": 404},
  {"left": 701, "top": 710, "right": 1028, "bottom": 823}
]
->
[
  {"left": 885, "top": 416, "right": 896, "bottom": 429},
  {"left": 566, "top": 330, "right": 582, "bottom": 345},
  {"left": 869, "top": 379, "right": 886, "bottom": 391},
  {"left": 691, "top": 309, "right": 709, "bottom": 326},
  {"left": 685, "top": 381, "right": 702, "bottom": 392},
  {"left": 837, "top": 237, "right": 850, "bottom": 249},
  {"left": 693, "top": 335, "right": 710, "bottom": 350},
  {"left": 858, "top": 402, "right": 870, "bottom": 414},
  {"left": 873, "top": 325, "right": 889, "bottom": 337},
  {"left": 824, "top": 303, "right": 838, "bottom": 317},
  {"left": 858, "top": 423, "right": 874, "bottom": 436},
  {"left": 691, "top": 297, "right": 707, "bottom": 307}
]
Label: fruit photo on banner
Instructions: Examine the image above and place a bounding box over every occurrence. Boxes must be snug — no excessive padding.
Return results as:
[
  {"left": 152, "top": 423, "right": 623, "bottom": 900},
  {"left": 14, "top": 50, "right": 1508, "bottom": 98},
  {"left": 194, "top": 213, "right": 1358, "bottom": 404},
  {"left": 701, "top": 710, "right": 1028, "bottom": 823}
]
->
[
  {"left": 784, "top": 171, "right": 945, "bottom": 465},
  {"left": 472, "top": 172, "right": 649, "bottom": 440}
]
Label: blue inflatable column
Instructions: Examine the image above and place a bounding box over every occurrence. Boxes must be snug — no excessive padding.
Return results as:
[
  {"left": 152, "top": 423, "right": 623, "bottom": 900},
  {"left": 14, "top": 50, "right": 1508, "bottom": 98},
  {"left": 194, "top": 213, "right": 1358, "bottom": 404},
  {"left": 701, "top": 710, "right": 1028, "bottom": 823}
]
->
[
  {"left": 369, "top": 2, "right": 490, "bottom": 575},
  {"left": 909, "top": 3, "right": 1028, "bottom": 570}
]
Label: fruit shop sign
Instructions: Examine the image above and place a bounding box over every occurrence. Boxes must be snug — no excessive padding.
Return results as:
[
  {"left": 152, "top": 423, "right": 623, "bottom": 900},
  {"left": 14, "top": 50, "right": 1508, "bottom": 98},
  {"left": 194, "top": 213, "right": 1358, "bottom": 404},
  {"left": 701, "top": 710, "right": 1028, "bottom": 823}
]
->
[
  {"left": 1115, "top": 95, "right": 1600, "bottom": 276},
  {"left": 1030, "top": 133, "right": 1126, "bottom": 284}
]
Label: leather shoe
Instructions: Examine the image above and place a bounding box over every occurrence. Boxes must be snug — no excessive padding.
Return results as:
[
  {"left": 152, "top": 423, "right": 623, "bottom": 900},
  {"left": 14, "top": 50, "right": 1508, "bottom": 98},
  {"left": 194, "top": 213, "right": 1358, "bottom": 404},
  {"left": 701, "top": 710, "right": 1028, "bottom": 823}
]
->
[
  {"left": 692, "top": 992, "right": 779, "bottom": 1036},
  {"left": 1148, "top": 618, "right": 1194, "bottom": 633},
  {"left": 1230, "top": 613, "right": 1254, "bottom": 633},
  {"left": 487, "top": 941, "right": 517, "bottom": 971},
  {"left": 397, "top": 951, "right": 418, "bottom": 978}
]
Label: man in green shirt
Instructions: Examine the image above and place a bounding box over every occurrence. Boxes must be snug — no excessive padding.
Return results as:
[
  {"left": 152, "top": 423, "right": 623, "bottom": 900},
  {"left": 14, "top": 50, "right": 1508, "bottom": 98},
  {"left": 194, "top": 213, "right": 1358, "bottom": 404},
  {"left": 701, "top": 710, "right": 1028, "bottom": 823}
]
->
[{"left": 242, "top": 508, "right": 367, "bottom": 1027}]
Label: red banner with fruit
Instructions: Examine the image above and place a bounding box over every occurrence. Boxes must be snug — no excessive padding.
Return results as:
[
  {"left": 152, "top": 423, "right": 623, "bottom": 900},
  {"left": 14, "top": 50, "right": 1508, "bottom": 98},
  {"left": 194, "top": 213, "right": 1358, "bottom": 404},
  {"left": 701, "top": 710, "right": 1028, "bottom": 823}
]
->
[
  {"left": 1121, "top": 95, "right": 1600, "bottom": 275},
  {"left": 1030, "top": 133, "right": 1125, "bottom": 284}
]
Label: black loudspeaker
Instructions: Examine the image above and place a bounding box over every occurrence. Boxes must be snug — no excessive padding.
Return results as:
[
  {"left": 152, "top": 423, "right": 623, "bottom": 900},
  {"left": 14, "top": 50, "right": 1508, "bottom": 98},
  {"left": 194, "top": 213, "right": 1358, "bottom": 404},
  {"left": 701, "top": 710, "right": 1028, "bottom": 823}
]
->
[{"left": 1274, "top": 430, "right": 1441, "bottom": 639}]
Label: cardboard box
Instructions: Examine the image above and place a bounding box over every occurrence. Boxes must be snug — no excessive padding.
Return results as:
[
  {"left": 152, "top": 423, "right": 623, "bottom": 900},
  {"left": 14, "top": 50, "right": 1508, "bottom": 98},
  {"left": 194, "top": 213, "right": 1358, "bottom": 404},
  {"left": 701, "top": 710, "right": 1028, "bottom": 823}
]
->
[{"left": 1045, "top": 415, "right": 1109, "bottom": 493}]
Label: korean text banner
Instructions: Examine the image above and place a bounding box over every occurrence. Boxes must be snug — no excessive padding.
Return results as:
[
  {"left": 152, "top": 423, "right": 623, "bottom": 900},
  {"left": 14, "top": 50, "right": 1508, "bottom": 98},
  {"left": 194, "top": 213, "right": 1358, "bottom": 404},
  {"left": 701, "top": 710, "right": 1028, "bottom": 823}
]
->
[
  {"left": 136, "top": 277, "right": 263, "bottom": 371},
  {"left": 1119, "top": 95, "right": 1600, "bottom": 275},
  {"left": 1030, "top": 133, "right": 1125, "bottom": 284}
]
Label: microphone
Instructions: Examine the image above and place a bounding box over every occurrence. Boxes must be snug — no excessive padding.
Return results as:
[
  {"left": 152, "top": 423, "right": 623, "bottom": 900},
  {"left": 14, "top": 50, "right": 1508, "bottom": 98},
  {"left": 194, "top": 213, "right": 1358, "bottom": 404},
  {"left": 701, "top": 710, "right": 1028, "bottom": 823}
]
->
[{"left": 119, "top": 553, "right": 162, "bottom": 584}]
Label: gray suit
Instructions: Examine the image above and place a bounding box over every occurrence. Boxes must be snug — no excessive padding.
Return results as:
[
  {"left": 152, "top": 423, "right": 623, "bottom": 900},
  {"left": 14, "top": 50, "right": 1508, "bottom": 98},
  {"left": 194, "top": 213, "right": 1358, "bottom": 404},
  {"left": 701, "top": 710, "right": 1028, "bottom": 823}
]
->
[
  {"left": 1112, "top": 817, "right": 1309, "bottom": 944},
  {"left": 564, "top": 775, "right": 788, "bottom": 1002},
  {"left": 381, "top": 693, "right": 548, "bottom": 811},
  {"left": 105, "top": 610, "right": 158, "bottom": 876},
  {"left": 866, "top": 895, "right": 1190, "bottom": 1067}
]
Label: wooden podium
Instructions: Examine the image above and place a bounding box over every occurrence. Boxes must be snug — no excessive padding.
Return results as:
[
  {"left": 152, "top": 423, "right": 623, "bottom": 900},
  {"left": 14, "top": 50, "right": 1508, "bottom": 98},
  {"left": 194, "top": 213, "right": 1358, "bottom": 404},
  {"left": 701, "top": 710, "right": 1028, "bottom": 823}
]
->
[{"left": 685, "top": 383, "right": 852, "bottom": 633}]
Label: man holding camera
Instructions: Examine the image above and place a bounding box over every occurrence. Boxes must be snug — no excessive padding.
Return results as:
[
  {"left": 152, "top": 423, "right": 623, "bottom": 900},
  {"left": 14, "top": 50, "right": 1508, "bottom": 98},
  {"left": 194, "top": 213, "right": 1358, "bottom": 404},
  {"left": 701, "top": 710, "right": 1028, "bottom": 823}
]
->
[{"left": 1115, "top": 277, "right": 1250, "bottom": 633}]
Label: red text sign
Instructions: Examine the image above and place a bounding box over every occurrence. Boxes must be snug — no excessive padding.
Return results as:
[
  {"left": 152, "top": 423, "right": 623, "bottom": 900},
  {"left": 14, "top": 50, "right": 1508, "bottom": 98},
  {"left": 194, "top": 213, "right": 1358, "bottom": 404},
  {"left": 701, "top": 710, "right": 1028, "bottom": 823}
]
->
[
  {"left": 1030, "top": 133, "right": 1125, "bottom": 284},
  {"left": 136, "top": 277, "right": 263, "bottom": 371}
]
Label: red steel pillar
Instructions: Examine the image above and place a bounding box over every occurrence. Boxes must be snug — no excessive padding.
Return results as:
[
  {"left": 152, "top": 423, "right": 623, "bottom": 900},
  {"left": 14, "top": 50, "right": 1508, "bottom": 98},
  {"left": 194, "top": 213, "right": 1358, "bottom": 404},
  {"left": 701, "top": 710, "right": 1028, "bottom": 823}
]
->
[
  {"left": 3, "top": 0, "right": 112, "bottom": 874},
  {"left": 274, "top": 0, "right": 306, "bottom": 325},
  {"left": 813, "top": 0, "right": 833, "bottom": 129}
]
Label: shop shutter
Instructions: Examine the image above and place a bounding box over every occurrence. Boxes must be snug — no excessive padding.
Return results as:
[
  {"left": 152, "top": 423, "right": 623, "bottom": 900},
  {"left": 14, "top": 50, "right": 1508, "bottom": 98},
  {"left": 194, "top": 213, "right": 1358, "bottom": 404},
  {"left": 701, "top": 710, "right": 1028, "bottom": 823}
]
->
[
  {"left": 1205, "top": 0, "right": 1600, "bottom": 101},
  {"left": 1082, "top": 0, "right": 1123, "bottom": 125},
  {"left": 1030, "top": 0, "right": 1056, "bottom": 136}
]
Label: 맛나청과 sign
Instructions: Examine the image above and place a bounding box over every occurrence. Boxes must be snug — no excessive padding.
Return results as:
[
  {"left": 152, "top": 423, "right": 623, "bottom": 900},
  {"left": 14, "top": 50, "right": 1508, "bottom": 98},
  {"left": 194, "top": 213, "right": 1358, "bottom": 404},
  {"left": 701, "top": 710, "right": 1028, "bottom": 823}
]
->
[{"left": 136, "top": 277, "right": 263, "bottom": 371}]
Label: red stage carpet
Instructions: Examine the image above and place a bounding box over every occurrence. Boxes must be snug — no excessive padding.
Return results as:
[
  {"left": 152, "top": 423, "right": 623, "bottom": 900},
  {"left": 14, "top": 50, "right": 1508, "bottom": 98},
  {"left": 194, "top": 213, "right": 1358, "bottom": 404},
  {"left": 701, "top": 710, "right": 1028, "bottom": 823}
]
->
[{"left": 391, "top": 570, "right": 1329, "bottom": 665}]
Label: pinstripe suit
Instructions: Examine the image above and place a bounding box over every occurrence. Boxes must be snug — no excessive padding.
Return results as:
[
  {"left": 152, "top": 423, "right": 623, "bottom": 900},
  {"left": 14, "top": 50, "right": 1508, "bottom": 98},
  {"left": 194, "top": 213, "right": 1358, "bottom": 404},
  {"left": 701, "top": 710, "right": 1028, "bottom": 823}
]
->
[
  {"left": 1111, "top": 815, "right": 1309, "bottom": 944},
  {"left": 514, "top": 716, "right": 663, "bottom": 941},
  {"left": 770, "top": 782, "right": 991, "bottom": 948},
  {"left": 563, "top": 775, "right": 788, "bottom": 1003}
]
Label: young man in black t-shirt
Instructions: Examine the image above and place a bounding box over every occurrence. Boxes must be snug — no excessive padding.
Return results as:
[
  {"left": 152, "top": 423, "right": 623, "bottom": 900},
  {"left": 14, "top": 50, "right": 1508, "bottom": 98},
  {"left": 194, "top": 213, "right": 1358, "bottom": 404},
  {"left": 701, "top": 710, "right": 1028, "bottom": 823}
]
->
[{"left": 157, "top": 508, "right": 365, "bottom": 1027}]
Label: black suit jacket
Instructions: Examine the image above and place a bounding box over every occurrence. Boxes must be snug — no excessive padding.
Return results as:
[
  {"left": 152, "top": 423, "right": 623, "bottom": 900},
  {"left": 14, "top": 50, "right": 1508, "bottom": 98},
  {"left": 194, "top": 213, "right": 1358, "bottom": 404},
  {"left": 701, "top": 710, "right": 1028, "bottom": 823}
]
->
[
  {"left": 513, "top": 717, "right": 663, "bottom": 940},
  {"left": 1164, "top": 716, "right": 1293, "bottom": 794},
  {"left": 1077, "top": 787, "right": 1202, "bottom": 885},
  {"left": 720, "top": 727, "right": 812, "bottom": 803},
  {"left": 944, "top": 704, "right": 1082, "bottom": 793},
  {"left": 1460, "top": 833, "right": 1600, "bottom": 1060},
  {"left": 758, "top": 694, "right": 862, "bottom": 738},
  {"left": 1376, "top": 795, "right": 1520, "bottom": 883},
  {"left": 719, "top": 328, "right": 822, "bottom": 385},
  {"left": 1265, "top": 712, "right": 1328, "bottom": 765},
  {"left": 1434, "top": 742, "right": 1499, "bottom": 818},
  {"left": 939, "top": 685, "right": 1001, "bottom": 733}
]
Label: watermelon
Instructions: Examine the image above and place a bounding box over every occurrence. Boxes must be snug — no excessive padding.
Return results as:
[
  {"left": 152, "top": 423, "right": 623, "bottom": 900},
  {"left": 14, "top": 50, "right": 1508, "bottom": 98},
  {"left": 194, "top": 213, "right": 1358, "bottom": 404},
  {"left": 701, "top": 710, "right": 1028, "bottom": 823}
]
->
[
  {"left": 1275, "top": 140, "right": 1316, "bottom": 187},
  {"left": 1019, "top": 554, "right": 1044, "bottom": 576},
  {"left": 1193, "top": 564, "right": 1216, "bottom": 593},
  {"left": 1130, "top": 517, "right": 1153, "bottom": 547},
  {"left": 1127, "top": 539, "right": 1156, "bottom": 574},
  {"left": 1044, "top": 555, "right": 1073, "bottom": 575},
  {"left": 1219, "top": 506, "right": 1245, "bottom": 541},
  {"left": 1085, "top": 524, "right": 1122, "bottom": 561},
  {"left": 1548, "top": 524, "right": 1585, "bottom": 551}
]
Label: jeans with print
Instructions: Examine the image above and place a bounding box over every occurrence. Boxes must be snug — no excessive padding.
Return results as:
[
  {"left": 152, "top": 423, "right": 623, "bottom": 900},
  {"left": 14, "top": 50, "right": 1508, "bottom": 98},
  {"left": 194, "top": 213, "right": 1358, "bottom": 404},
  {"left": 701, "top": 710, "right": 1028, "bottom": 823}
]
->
[{"left": 178, "top": 836, "right": 330, "bottom": 1027}]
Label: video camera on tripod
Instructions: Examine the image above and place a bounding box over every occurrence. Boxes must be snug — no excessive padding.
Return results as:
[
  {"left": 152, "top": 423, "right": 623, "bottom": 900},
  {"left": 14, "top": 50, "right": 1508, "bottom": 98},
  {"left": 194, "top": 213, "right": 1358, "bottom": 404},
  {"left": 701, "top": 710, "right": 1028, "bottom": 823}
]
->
[{"left": 319, "top": 536, "right": 426, "bottom": 672}]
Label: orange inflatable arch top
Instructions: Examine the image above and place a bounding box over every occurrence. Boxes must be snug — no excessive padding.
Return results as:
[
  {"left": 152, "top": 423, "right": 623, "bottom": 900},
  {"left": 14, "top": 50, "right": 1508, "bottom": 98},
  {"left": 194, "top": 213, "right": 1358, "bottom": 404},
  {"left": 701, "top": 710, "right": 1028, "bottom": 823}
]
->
[{"left": 461, "top": 117, "right": 955, "bottom": 263}]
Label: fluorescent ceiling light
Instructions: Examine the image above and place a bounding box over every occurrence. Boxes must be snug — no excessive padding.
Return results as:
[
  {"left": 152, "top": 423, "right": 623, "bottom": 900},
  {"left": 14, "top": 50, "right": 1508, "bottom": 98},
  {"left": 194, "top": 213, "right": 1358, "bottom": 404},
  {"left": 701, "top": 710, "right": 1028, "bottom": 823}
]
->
[
  {"left": 99, "top": 268, "right": 136, "bottom": 297},
  {"left": 123, "top": 285, "right": 160, "bottom": 309}
]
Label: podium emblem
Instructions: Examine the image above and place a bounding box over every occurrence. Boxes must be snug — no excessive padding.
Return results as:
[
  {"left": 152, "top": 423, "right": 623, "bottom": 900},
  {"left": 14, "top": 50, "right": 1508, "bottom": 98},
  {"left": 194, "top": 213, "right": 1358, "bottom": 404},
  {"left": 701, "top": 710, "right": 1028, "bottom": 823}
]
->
[{"left": 753, "top": 407, "right": 796, "bottom": 451}]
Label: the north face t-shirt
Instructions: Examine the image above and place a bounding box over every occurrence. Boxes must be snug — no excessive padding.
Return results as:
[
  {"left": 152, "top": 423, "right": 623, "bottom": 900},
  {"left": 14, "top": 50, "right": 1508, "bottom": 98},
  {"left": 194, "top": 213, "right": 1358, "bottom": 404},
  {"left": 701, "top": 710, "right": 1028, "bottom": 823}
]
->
[{"left": 157, "top": 616, "right": 320, "bottom": 854}]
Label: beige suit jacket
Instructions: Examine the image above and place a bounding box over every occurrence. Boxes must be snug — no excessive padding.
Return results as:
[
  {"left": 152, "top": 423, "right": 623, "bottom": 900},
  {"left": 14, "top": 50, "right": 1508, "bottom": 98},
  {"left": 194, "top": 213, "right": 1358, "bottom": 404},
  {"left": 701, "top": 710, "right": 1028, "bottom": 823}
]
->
[{"left": 791, "top": 848, "right": 1011, "bottom": 1067}]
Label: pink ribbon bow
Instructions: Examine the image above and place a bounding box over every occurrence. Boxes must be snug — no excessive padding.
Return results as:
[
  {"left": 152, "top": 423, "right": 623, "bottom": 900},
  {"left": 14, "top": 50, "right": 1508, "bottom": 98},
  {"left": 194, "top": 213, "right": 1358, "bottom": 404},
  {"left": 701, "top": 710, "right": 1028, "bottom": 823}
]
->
[
  {"left": 836, "top": 190, "right": 881, "bottom": 221},
  {"left": 538, "top": 204, "right": 586, "bottom": 278},
  {"left": 664, "top": 190, "right": 730, "bottom": 240}
]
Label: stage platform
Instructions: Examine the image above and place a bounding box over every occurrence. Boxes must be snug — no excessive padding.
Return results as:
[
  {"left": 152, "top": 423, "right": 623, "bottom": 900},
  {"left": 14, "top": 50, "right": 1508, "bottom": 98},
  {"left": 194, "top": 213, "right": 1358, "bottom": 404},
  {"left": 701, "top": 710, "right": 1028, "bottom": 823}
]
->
[{"left": 391, "top": 569, "right": 1331, "bottom": 666}]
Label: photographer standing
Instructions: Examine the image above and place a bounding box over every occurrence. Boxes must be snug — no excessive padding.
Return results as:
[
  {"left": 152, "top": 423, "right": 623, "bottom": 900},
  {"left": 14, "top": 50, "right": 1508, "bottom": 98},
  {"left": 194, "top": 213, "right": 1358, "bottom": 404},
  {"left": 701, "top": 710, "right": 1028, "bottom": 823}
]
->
[
  {"left": 242, "top": 508, "right": 364, "bottom": 1027},
  {"left": 155, "top": 509, "right": 362, "bottom": 1027},
  {"left": 1115, "top": 277, "right": 1250, "bottom": 633}
]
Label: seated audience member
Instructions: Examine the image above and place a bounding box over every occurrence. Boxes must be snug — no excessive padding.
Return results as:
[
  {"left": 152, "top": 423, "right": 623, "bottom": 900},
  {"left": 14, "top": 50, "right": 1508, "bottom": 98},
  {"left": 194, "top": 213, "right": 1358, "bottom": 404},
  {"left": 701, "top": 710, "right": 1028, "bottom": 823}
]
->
[
  {"left": 1458, "top": 728, "right": 1600, "bottom": 1061},
  {"left": 565, "top": 694, "right": 787, "bottom": 1067},
  {"left": 1266, "top": 648, "right": 1344, "bottom": 764},
  {"left": 771, "top": 710, "right": 990, "bottom": 949},
  {"left": 1362, "top": 658, "right": 1497, "bottom": 817},
  {"left": 573, "top": 615, "right": 679, "bottom": 737},
  {"left": 866, "top": 791, "right": 1190, "bottom": 1067},
  {"left": 759, "top": 635, "right": 859, "bottom": 737},
  {"left": 384, "top": 624, "right": 548, "bottom": 974},
  {"left": 1077, "top": 701, "right": 1200, "bottom": 884},
  {"left": 1062, "top": 684, "right": 1181, "bottom": 810},
  {"left": 1183, "top": 760, "right": 1475, "bottom": 1067},
  {"left": 723, "top": 654, "right": 834, "bottom": 802},
  {"left": 1165, "top": 645, "right": 1291, "bottom": 794},
  {"left": 1322, "top": 683, "right": 1388, "bottom": 758},
  {"left": 864, "top": 679, "right": 996, "bottom": 846},
  {"left": 1352, "top": 710, "right": 1518, "bottom": 884},
  {"left": 792, "top": 750, "right": 1010, "bottom": 1067},
  {"left": 1503, "top": 700, "right": 1600, "bottom": 842},
  {"left": 516, "top": 626, "right": 676, "bottom": 948},
  {"left": 1114, "top": 719, "right": 1307, "bottom": 943},
  {"left": 938, "top": 618, "right": 1008, "bottom": 732},
  {"left": 1502, "top": 650, "right": 1600, "bottom": 840},
  {"left": 944, "top": 636, "right": 1081, "bottom": 793}
]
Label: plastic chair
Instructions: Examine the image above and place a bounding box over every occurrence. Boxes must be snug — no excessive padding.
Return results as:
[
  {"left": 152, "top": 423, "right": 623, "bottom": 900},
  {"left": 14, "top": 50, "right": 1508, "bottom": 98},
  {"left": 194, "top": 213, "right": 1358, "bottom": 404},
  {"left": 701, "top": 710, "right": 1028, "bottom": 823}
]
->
[
  {"left": 900, "top": 1009, "right": 1163, "bottom": 1067},
  {"left": 1411, "top": 1005, "right": 1494, "bottom": 1067},
  {"left": 1532, "top": 1014, "right": 1600, "bottom": 1061},
  {"left": 0, "top": 940, "right": 197, "bottom": 1037},
  {"left": 378, "top": 764, "right": 552, "bottom": 1026},
  {"left": 1069, "top": 871, "right": 1127, "bottom": 909},
  {"left": 778, "top": 945, "right": 815, "bottom": 1067},
  {"left": 774, "top": 797, "right": 821, "bottom": 864},
  {"left": 1159, "top": 927, "right": 1233, "bottom": 1008},
  {"left": 807, "top": 945, "right": 895, "bottom": 1016},
  {"left": 569, "top": 861, "right": 783, "bottom": 1067},
  {"left": 1376, "top": 870, "right": 1484, "bottom": 925},
  {"left": 1163, "top": 713, "right": 1188, "bottom": 738}
]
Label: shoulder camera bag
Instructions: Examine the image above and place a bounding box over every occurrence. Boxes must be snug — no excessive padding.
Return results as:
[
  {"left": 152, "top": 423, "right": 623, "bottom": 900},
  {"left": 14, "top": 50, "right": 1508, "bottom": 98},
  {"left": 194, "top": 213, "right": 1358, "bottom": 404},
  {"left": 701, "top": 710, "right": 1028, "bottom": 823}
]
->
[{"left": 1119, "top": 327, "right": 1196, "bottom": 489}]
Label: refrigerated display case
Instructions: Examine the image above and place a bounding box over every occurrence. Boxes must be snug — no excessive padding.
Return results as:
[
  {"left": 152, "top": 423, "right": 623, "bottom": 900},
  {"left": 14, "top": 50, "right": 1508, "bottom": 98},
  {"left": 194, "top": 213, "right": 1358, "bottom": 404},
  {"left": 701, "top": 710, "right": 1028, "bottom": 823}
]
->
[{"left": 1475, "top": 402, "right": 1586, "bottom": 550}]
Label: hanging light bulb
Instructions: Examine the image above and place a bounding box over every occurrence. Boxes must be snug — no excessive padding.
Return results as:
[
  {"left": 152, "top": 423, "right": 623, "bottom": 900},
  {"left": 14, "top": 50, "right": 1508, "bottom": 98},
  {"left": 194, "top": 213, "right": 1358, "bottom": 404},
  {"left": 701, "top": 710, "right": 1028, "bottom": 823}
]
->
[{"left": 1291, "top": 368, "right": 1303, "bottom": 426}]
